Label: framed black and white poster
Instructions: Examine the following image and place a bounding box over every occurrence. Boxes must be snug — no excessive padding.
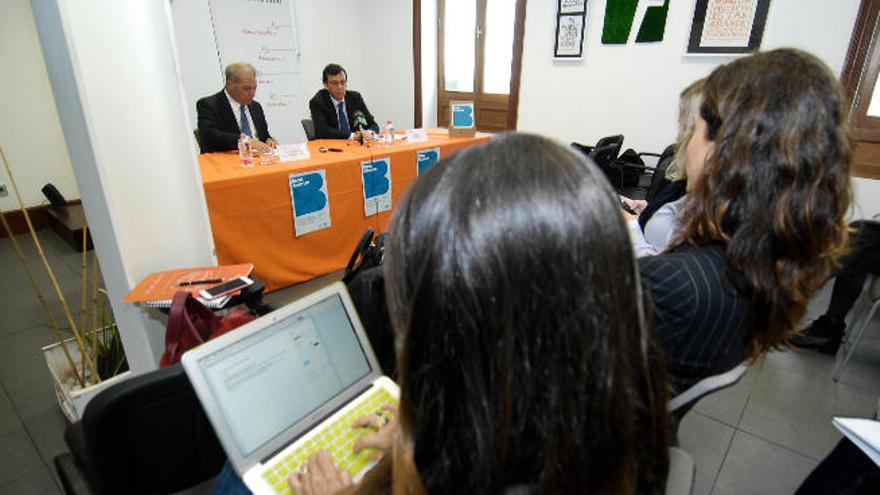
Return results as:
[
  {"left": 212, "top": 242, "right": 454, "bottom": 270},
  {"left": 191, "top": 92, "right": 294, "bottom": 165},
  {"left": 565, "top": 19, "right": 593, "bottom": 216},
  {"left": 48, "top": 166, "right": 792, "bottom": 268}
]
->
[
  {"left": 687, "top": 0, "right": 771, "bottom": 55},
  {"left": 554, "top": 0, "right": 587, "bottom": 59}
]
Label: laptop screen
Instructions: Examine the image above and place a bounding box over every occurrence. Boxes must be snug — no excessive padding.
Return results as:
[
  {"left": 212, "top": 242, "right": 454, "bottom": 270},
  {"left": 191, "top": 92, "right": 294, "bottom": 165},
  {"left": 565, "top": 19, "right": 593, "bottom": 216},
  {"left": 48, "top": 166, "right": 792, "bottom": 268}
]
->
[{"left": 198, "top": 293, "right": 373, "bottom": 457}]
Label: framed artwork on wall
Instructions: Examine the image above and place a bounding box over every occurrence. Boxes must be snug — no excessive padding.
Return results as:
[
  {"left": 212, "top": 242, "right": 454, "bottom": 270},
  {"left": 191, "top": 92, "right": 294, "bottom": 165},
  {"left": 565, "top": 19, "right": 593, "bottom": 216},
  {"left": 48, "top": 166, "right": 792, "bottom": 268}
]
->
[
  {"left": 687, "top": 0, "right": 772, "bottom": 55},
  {"left": 554, "top": 0, "right": 587, "bottom": 59}
]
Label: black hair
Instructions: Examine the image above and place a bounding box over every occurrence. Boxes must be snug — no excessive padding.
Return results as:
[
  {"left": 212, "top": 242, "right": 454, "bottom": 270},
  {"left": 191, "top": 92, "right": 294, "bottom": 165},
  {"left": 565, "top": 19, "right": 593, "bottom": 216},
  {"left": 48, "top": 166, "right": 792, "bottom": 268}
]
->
[
  {"left": 378, "top": 133, "right": 671, "bottom": 494},
  {"left": 322, "top": 63, "right": 347, "bottom": 83}
]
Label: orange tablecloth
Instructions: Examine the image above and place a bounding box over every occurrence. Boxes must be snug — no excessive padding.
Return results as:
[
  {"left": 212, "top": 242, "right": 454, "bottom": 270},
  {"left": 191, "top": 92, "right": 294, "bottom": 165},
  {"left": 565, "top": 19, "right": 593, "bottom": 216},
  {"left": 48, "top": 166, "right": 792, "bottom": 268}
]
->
[{"left": 199, "top": 130, "right": 489, "bottom": 291}]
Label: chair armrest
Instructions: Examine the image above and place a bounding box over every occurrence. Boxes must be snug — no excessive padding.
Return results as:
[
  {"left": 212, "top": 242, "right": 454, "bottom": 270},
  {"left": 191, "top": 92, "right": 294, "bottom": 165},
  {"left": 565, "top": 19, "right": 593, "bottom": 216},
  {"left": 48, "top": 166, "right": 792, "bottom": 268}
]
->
[
  {"left": 612, "top": 159, "right": 648, "bottom": 172},
  {"left": 54, "top": 453, "right": 94, "bottom": 495},
  {"left": 665, "top": 447, "right": 695, "bottom": 495}
]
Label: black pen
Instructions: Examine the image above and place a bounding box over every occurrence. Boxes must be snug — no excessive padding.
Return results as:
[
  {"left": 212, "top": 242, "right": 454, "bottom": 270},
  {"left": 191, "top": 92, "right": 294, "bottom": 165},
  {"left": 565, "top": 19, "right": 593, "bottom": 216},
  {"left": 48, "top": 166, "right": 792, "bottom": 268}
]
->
[{"left": 178, "top": 279, "right": 222, "bottom": 286}]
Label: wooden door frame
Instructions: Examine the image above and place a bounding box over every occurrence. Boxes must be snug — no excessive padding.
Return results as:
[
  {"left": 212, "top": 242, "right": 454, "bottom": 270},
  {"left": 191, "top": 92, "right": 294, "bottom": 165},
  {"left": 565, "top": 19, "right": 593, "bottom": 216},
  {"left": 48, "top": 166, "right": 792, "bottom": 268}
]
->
[
  {"left": 840, "top": 0, "right": 880, "bottom": 178},
  {"left": 413, "top": 0, "right": 422, "bottom": 128},
  {"left": 427, "top": 0, "right": 527, "bottom": 130}
]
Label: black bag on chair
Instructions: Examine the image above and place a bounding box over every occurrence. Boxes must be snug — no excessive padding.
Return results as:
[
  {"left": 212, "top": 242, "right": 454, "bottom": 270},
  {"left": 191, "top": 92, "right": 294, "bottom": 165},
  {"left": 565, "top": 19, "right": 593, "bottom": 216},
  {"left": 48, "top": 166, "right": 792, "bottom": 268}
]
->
[
  {"left": 343, "top": 228, "right": 396, "bottom": 378},
  {"left": 342, "top": 228, "right": 385, "bottom": 284}
]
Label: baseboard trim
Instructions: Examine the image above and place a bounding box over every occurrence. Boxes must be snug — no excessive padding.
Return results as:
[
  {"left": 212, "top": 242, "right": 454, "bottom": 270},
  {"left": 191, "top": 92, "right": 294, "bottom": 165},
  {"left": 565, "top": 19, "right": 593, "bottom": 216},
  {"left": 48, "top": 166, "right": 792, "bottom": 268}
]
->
[{"left": 0, "top": 199, "right": 83, "bottom": 239}]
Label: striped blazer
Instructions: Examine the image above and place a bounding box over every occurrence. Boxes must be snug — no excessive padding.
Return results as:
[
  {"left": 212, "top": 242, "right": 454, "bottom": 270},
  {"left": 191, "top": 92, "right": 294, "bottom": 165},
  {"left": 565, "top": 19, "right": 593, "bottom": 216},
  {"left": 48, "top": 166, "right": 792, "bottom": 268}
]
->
[{"left": 639, "top": 244, "right": 750, "bottom": 391}]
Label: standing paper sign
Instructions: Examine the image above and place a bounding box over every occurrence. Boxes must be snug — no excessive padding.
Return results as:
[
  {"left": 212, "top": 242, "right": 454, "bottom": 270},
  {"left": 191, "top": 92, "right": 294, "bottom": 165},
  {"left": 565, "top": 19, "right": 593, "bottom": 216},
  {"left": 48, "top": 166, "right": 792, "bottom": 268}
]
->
[
  {"left": 361, "top": 158, "right": 392, "bottom": 216},
  {"left": 275, "top": 142, "right": 311, "bottom": 163},
  {"left": 289, "top": 170, "right": 331, "bottom": 236},
  {"left": 449, "top": 101, "right": 476, "bottom": 137},
  {"left": 405, "top": 128, "right": 429, "bottom": 143},
  {"left": 417, "top": 148, "right": 440, "bottom": 175}
]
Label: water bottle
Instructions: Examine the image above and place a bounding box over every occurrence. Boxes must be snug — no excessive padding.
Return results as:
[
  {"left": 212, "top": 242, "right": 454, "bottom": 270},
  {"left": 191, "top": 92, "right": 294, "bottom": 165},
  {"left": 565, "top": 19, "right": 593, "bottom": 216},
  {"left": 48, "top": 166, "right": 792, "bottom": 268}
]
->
[
  {"left": 383, "top": 121, "right": 394, "bottom": 146},
  {"left": 238, "top": 134, "right": 253, "bottom": 167}
]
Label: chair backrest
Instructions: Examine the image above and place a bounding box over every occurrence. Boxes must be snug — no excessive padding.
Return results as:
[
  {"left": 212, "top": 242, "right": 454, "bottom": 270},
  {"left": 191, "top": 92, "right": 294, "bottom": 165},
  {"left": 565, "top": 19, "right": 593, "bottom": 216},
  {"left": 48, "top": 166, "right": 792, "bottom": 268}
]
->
[
  {"left": 668, "top": 362, "right": 749, "bottom": 412},
  {"left": 645, "top": 148, "right": 675, "bottom": 204},
  {"left": 595, "top": 134, "right": 624, "bottom": 153},
  {"left": 73, "top": 364, "right": 225, "bottom": 495},
  {"left": 589, "top": 143, "right": 623, "bottom": 168},
  {"left": 301, "top": 118, "right": 316, "bottom": 140}
]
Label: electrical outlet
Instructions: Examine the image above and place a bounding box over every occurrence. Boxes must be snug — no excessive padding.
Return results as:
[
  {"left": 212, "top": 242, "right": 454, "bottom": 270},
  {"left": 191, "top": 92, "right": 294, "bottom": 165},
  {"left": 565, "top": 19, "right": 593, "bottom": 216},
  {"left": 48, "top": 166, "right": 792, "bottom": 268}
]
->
[{"left": 0, "top": 183, "right": 7, "bottom": 198}]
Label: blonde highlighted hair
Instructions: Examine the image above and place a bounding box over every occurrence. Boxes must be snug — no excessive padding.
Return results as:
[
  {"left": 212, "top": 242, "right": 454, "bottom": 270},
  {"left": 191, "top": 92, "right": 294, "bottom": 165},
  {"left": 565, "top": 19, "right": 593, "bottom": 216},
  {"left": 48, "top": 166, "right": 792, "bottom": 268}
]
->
[{"left": 665, "top": 78, "right": 705, "bottom": 182}]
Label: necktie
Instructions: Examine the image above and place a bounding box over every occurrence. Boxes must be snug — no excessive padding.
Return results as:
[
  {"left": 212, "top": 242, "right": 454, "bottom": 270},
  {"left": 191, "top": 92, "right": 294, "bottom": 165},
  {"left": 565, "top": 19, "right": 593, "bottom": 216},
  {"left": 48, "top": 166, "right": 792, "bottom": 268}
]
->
[
  {"left": 337, "top": 102, "right": 350, "bottom": 133},
  {"left": 240, "top": 105, "right": 252, "bottom": 137}
]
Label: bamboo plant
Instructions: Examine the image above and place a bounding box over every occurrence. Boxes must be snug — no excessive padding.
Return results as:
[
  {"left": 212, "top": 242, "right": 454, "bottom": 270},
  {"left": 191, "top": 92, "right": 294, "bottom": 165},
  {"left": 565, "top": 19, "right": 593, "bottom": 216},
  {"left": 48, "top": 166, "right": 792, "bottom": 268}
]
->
[{"left": 0, "top": 145, "right": 127, "bottom": 388}]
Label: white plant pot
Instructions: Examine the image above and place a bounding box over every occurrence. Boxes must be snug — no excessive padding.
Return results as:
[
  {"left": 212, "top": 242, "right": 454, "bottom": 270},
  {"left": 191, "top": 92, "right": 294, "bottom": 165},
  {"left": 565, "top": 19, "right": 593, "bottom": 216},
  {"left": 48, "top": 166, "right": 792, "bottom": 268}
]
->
[{"left": 42, "top": 332, "right": 131, "bottom": 422}]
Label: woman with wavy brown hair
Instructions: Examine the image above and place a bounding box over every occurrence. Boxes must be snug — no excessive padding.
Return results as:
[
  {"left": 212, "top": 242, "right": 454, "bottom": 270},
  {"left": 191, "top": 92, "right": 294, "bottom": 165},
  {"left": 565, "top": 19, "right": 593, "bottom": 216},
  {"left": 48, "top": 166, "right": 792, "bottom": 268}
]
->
[
  {"left": 639, "top": 48, "right": 852, "bottom": 391},
  {"left": 290, "top": 134, "right": 671, "bottom": 494}
]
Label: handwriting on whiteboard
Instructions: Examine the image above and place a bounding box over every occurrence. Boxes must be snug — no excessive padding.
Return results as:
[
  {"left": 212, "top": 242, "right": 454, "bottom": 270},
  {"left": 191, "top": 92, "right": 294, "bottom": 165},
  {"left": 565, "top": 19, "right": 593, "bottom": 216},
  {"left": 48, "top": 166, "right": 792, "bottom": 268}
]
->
[
  {"left": 267, "top": 93, "right": 292, "bottom": 108},
  {"left": 258, "top": 46, "right": 292, "bottom": 62},
  {"left": 241, "top": 20, "right": 291, "bottom": 36}
]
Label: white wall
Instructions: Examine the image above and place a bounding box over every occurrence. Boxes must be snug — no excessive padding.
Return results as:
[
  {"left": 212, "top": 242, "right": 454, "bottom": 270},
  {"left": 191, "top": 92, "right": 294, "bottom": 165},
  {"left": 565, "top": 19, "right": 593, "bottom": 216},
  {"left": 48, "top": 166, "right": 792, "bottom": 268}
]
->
[
  {"left": 516, "top": 0, "right": 878, "bottom": 217},
  {"left": 421, "top": 0, "right": 438, "bottom": 127},
  {"left": 0, "top": 0, "right": 78, "bottom": 210},
  {"left": 31, "top": 0, "right": 216, "bottom": 372},
  {"left": 171, "top": 0, "right": 415, "bottom": 140},
  {"left": 518, "top": 0, "right": 861, "bottom": 152},
  {"left": 851, "top": 178, "right": 880, "bottom": 220}
]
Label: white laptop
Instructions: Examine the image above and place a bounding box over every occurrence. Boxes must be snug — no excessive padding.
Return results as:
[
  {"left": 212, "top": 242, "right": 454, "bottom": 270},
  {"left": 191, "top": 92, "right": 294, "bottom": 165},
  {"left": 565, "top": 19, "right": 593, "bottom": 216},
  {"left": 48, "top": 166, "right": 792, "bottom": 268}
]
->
[{"left": 182, "top": 282, "right": 399, "bottom": 495}]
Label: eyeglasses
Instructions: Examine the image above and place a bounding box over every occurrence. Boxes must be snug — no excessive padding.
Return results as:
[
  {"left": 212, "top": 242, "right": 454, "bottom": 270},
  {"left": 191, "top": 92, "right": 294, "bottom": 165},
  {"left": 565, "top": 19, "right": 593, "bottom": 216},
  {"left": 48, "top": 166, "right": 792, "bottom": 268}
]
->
[{"left": 327, "top": 79, "right": 347, "bottom": 87}]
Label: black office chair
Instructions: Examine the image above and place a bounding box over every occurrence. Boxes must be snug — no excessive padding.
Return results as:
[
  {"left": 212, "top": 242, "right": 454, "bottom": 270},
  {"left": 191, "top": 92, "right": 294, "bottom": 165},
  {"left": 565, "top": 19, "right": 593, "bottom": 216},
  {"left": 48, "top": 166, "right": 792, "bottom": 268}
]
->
[
  {"left": 571, "top": 135, "right": 624, "bottom": 187},
  {"left": 54, "top": 364, "right": 226, "bottom": 495},
  {"left": 644, "top": 144, "right": 676, "bottom": 204},
  {"left": 571, "top": 134, "right": 624, "bottom": 159},
  {"left": 301, "top": 118, "right": 316, "bottom": 141}
]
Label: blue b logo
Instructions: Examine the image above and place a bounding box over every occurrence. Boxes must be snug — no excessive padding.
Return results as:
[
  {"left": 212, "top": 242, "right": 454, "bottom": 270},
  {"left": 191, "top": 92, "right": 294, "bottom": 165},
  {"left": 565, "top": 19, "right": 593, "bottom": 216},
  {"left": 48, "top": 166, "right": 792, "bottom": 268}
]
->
[
  {"left": 452, "top": 104, "right": 474, "bottom": 128},
  {"left": 363, "top": 159, "right": 390, "bottom": 199},
  {"left": 417, "top": 149, "right": 439, "bottom": 175},
  {"left": 291, "top": 173, "right": 327, "bottom": 216}
]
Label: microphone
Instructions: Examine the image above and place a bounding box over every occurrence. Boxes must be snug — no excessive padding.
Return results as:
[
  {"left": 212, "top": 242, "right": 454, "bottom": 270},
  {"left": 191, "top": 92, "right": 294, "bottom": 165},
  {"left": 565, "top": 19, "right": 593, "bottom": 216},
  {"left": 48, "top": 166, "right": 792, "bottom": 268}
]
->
[
  {"left": 352, "top": 111, "right": 369, "bottom": 145},
  {"left": 352, "top": 111, "right": 368, "bottom": 132}
]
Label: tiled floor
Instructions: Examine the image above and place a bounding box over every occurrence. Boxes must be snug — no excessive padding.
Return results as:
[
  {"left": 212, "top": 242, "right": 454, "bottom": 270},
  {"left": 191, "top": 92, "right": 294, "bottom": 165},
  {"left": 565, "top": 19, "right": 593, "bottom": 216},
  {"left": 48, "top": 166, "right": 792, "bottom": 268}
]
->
[{"left": 1, "top": 230, "right": 879, "bottom": 494}]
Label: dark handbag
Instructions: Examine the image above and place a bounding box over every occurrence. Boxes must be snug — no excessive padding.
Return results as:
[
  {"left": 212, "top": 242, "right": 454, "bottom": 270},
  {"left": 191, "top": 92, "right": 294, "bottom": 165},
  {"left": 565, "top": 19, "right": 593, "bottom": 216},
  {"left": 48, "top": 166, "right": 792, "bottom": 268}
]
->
[
  {"left": 160, "top": 291, "right": 256, "bottom": 367},
  {"left": 342, "top": 228, "right": 386, "bottom": 284},
  {"left": 343, "top": 228, "right": 396, "bottom": 377}
]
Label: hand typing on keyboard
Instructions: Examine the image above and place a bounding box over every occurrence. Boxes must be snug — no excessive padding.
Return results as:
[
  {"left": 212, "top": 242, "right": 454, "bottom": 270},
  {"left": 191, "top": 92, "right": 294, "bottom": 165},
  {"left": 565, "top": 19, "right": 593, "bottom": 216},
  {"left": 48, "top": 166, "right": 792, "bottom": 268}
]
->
[
  {"left": 352, "top": 404, "right": 398, "bottom": 457},
  {"left": 287, "top": 403, "right": 398, "bottom": 495},
  {"left": 288, "top": 450, "right": 351, "bottom": 495}
]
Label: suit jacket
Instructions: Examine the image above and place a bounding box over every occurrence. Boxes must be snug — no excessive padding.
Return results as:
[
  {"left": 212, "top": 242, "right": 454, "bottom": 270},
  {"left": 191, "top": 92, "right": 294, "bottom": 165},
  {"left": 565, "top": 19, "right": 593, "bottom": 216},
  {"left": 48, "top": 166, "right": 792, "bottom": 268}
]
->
[
  {"left": 639, "top": 244, "right": 750, "bottom": 392},
  {"left": 308, "top": 89, "right": 379, "bottom": 140},
  {"left": 196, "top": 90, "right": 272, "bottom": 153}
]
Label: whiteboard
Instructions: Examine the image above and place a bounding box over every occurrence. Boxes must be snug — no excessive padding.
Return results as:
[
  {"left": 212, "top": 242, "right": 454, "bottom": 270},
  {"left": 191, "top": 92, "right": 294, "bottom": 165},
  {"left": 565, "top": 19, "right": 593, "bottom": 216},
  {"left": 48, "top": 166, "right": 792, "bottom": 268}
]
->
[{"left": 171, "top": 0, "right": 307, "bottom": 143}]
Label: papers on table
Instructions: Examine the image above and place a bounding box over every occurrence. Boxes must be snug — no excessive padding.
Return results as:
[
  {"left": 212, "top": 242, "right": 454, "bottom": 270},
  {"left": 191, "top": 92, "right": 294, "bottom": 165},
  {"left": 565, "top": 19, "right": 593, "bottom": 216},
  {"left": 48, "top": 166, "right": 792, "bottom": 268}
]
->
[
  {"left": 833, "top": 417, "right": 880, "bottom": 467},
  {"left": 275, "top": 143, "right": 311, "bottom": 163},
  {"left": 405, "top": 128, "right": 428, "bottom": 143}
]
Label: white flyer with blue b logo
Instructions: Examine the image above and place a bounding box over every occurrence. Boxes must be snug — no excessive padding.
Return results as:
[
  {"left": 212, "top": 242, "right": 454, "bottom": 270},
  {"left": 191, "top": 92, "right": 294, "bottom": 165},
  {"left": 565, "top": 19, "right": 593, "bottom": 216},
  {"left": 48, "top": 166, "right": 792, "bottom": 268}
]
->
[
  {"left": 361, "top": 157, "right": 392, "bottom": 216},
  {"left": 288, "top": 169, "right": 331, "bottom": 237},
  {"left": 417, "top": 148, "right": 440, "bottom": 176}
]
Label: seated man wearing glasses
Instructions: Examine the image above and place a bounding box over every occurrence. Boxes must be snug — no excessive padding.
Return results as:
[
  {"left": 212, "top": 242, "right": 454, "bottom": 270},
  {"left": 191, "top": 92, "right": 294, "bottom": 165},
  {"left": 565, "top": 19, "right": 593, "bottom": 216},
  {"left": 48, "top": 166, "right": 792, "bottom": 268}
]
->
[{"left": 309, "top": 63, "right": 379, "bottom": 140}]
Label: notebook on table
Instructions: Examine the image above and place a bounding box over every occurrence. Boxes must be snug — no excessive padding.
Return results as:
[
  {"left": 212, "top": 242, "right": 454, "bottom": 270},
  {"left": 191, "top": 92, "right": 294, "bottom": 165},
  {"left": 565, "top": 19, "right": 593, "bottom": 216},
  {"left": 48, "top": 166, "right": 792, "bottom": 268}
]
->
[{"left": 182, "top": 282, "right": 399, "bottom": 495}]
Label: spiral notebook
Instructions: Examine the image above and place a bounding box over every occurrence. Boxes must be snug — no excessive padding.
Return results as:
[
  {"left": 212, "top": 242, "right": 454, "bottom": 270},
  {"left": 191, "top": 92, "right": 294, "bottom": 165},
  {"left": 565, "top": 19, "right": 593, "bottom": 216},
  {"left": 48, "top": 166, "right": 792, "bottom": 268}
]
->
[{"left": 123, "top": 264, "right": 253, "bottom": 308}]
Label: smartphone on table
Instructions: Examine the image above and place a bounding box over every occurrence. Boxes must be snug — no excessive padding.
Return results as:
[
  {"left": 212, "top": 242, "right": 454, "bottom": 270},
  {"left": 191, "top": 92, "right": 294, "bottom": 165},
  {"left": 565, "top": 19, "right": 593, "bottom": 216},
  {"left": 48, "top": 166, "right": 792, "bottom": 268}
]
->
[{"left": 199, "top": 276, "right": 253, "bottom": 300}]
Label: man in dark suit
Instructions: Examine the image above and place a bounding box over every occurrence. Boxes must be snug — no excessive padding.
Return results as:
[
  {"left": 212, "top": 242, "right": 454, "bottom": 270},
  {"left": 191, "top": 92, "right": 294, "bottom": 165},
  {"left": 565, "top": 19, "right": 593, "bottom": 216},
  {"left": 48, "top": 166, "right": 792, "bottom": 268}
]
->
[
  {"left": 308, "top": 63, "right": 379, "bottom": 140},
  {"left": 197, "top": 62, "right": 276, "bottom": 153}
]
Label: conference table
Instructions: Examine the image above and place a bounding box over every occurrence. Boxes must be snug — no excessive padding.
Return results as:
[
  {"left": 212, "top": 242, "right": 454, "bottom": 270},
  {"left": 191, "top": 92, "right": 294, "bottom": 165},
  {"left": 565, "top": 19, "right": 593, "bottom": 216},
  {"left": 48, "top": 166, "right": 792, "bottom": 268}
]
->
[{"left": 199, "top": 130, "right": 490, "bottom": 291}]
